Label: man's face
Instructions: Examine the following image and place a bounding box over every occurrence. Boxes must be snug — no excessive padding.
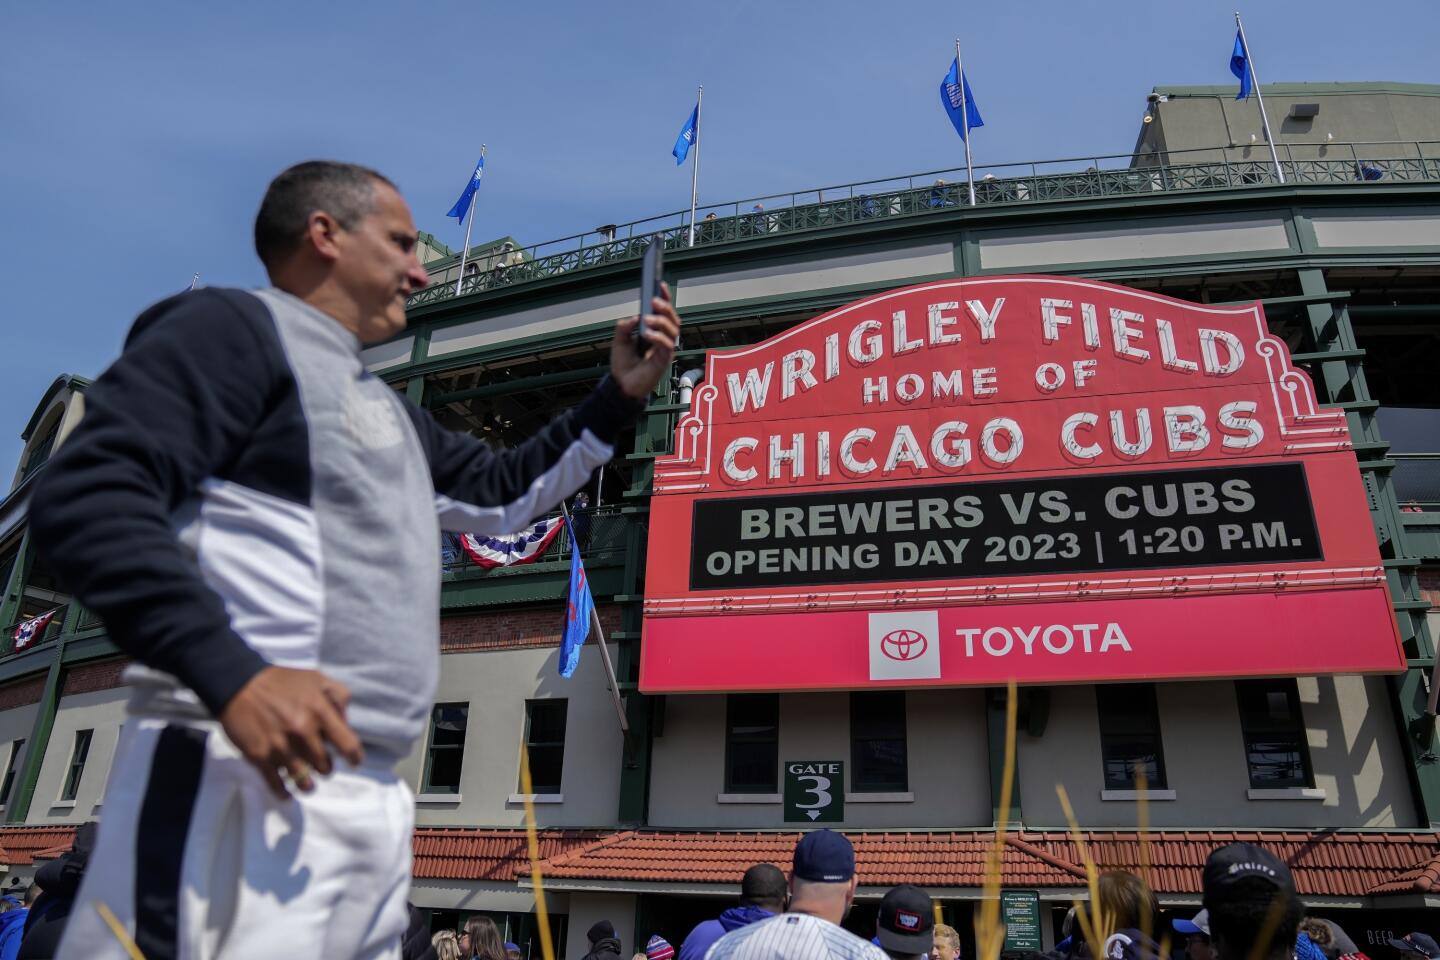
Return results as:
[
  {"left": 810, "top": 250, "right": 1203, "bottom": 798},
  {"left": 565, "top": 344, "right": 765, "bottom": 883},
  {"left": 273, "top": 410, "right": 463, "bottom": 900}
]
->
[
  {"left": 930, "top": 938, "right": 960, "bottom": 960},
  {"left": 1187, "top": 934, "right": 1216, "bottom": 960},
  {"left": 329, "top": 181, "right": 430, "bottom": 343}
]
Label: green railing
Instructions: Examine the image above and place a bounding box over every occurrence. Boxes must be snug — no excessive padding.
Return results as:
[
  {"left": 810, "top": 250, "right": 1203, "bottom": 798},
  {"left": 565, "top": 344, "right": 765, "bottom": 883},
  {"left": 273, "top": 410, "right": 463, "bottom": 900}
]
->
[{"left": 407, "top": 140, "right": 1440, "bottom": 310}]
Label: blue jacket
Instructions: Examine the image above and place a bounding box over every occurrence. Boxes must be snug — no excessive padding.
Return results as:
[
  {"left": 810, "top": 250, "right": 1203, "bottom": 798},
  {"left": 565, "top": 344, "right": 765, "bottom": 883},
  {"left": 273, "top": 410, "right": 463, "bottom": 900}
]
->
[
  {"left": 0, "top": 907, "right": 29, "bottom": 960},
  {"left": 679, "top": 906, "right": 775, "bottom": 960}
]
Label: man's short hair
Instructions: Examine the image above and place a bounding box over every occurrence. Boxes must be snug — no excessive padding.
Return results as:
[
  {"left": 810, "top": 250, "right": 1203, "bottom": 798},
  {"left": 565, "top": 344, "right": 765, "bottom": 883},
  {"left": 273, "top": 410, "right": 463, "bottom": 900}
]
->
[
  {"left": 933, "top": 924, "right": 960, "bottom": 953},
  {"left": 253, "top": 160, "right": 395, "bottom": 270},
  {"left": 740, "top": 863, "right": 786, "bottom": 906}
]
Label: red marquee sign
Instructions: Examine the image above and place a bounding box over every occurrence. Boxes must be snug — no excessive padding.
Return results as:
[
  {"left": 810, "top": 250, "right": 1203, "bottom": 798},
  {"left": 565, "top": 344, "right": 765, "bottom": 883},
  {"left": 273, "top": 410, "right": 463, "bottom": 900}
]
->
[{"left": 640, "top": 276, "right": 1404, "bottom": 692}]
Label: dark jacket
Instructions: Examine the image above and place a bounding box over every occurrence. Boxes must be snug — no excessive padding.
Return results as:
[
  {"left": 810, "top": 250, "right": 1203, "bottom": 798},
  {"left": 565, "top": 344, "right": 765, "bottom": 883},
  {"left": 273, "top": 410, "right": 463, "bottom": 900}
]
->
[
  {"left": 582, "top": 936, "right": 624, "bottom": 960},
  {"left": 679, "top": 906, "right": 776, "bottom": 960},
  {"left": 18, "top": 823, "right": 96, "bottom": 960},
  {"left": 401, "top": 903, "right": 438, "bottom": 960}
]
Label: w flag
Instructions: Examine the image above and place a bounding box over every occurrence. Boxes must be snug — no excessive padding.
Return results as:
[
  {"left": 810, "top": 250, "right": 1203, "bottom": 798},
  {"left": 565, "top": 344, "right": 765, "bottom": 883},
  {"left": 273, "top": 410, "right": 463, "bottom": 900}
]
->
[
  {"left": 1230, "top": 31, "right": 1253, "bottom": 101},
  {"left": 446, "top": 154, "right": 486, "bottom": 224},
  {"left": 940, "top": 59, "right": 984, "bottom": 141},
  {"left": 13, "top": 610, "right": 57, "bottom": 652},
  {"left": 672, "top": 104, "right": 699, "bottom": 165},
  {"left": 459, "top": 516, "right": 564, "bottom": 568},
  {"left": 559, "top": 521, "right": 594, "bottom": 678}
]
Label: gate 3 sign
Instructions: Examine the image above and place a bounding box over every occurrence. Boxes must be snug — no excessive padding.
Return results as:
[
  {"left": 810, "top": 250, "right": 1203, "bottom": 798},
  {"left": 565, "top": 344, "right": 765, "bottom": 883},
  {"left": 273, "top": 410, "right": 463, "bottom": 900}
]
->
[{"left": 639, "top": 276, "right": 1404, "bottom": 693}]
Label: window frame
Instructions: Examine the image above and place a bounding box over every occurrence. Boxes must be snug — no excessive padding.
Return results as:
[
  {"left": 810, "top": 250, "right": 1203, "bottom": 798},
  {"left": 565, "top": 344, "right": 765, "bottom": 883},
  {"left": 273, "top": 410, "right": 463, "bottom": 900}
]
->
[
  {"left": 724, "top": 693, "right": 780, "bottom": 794},
  {"left": 522, "top": 699, "right": 568, "bottom": 795},
  {"left": 0, "top": 739, "right": 25, "bottom": 808},
  {"left": 1096, "top": 684, "right": 1168, "bottom": 790},
  {"left": 1235, "top": 679, "right": 1315, "bottom": 789},
  {"left": 420, "top": 702, "right": 470, "bottom": 795},
  {"left": 60, "top": 729, "right": 92, "bottom": 803},
  {"left": 850, "top": 690, "right": 909, "bottom": 793}
]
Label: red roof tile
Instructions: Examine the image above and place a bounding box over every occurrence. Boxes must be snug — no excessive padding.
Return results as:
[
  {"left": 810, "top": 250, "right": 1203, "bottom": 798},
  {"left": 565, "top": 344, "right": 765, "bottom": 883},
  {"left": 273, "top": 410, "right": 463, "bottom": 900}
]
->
[
  {"left": 0, "top": 826, "right": 78, "bottom": 866},
  {"left": 412, "top": 828, "right": 604, "bottom": 881},
  {"left": 526, "top": 830, "right": 1440, "bottom": 897}
]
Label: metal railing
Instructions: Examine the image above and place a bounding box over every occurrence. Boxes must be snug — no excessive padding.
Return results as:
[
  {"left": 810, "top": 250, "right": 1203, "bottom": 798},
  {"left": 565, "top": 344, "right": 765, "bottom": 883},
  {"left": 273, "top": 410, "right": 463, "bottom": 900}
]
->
[
  {"left": 1394, "top": 453, "right": 1440, "bottom": 513},
  {"left": 407, "top": 140, "right": 1440, "bottom": 310},
  {"left": 441, "top": 507, "right": 632, "bottom": 576}
]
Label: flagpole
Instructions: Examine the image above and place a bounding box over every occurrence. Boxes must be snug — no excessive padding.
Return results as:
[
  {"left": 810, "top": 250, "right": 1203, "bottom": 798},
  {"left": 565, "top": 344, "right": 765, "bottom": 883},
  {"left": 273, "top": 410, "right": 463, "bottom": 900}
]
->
[
  {"left": 560, "top": 501, "right": 630, "bottom": 734},
  {"left": 687, "top": 85, "right": 703, "bottom": 247},
  {"left": 956, "top": 39, "right": 977, "bottom": 206},
  {"left": 1234, "top": 13, "right": 1284, "bottom": 184},
  {"left": 454, "top": 144, "right": 486, "bottom": 296}
]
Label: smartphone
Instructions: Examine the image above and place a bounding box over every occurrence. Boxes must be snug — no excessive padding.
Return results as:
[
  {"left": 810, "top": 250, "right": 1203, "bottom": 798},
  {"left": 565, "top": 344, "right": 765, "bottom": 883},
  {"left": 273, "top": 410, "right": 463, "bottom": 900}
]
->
[{"left": 636, "top": 238, "right": 664, "bottom": 355}]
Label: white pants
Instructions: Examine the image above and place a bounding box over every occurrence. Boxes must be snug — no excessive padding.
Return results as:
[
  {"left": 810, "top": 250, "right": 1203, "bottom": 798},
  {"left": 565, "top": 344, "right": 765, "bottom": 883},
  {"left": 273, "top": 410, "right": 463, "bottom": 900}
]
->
[{"left": 58, "top": 717, "right": 413, "bottom": 960}]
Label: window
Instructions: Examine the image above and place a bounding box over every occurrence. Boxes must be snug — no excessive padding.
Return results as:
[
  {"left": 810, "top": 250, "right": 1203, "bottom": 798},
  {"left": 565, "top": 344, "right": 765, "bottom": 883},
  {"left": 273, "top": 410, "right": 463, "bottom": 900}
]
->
[
  {"left": 421, "top": 704, "right": 468, "bottom": 795},
  {"left": 1096, "top": 684, "right": 1167, "bottom": 790},
  {"left": 61, "top": 729, "right": 92, "bottom": 802},
  {"left": 0, "top": 739, "right": 24, "bottom": 807},
  {"left": 851, "top": 691, "right": 908, "bottom": 792},
  {"left": 724, "top": 694, "right": 779, "bottom": 793},
  {"left": 1236, "top": 680, "right": 1313, "bottom": 788},
  {"left": 522, "top": 699, "right": 567, "bottom": 794}
]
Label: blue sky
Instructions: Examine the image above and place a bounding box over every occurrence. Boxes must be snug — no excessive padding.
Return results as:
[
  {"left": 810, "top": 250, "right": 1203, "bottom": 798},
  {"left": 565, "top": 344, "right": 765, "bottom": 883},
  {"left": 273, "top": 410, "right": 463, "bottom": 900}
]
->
[{"left": 1, "top": 0, "right": 1434, "bottom": 479}]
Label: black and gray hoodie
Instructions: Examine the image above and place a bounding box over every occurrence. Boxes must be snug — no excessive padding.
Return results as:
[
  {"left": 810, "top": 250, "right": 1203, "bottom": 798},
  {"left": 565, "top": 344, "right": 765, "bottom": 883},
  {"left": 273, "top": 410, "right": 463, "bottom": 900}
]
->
[{"left": 29, "top": 287, "right": 640, "bottom": 760}]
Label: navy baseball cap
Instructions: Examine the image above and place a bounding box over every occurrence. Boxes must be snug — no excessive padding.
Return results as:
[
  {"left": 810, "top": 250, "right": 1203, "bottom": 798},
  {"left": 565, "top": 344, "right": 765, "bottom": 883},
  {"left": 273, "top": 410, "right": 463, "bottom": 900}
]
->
[
  {"left": 877, "top": 884, "right": 934, "bottom": 955},
  {"left": 1203, "top": 842, "right": 1294, "bottom": 900},
  {"left": 1389, "top": 934, "right": 1440, "bottom": 959},
  {"left": 793, "top": 830, "right": 856, "bottom": 883}
]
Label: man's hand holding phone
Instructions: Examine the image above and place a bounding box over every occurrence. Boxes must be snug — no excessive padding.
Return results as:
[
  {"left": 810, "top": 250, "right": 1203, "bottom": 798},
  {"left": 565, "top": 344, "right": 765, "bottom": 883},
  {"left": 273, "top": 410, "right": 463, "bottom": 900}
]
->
[{"left": 611, "top": 240, "right": 681, "bottom": 400}]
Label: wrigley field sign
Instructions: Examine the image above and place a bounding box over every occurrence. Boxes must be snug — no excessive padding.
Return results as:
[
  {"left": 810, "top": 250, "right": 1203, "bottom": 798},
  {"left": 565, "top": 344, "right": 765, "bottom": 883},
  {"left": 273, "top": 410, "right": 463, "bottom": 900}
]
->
[{"left": 639, "top": 276, "right": 1404, "bottom": 692}]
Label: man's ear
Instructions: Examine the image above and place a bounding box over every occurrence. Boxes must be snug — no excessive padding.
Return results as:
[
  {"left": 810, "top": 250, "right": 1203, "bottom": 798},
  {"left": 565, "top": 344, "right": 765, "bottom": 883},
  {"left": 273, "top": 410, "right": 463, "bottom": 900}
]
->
[{"left": 305, "top": 210, "right": 344, "bottom": 262}]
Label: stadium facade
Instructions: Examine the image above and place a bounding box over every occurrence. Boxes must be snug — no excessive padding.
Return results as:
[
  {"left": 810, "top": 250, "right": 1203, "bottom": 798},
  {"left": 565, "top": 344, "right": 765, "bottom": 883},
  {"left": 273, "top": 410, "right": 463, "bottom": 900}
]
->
[{"left": 1, "top": 82, "right": 1439, "bottom": 957}]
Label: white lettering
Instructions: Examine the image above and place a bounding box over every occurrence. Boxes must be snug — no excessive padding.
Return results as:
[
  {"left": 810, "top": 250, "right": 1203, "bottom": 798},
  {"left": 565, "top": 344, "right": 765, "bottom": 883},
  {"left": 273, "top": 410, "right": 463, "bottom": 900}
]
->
[
  {"left": 722, "top": 437, "right": 758, "bottom": 482},
  {"left": 726, "top": 363, "right": 774, "bottom": 414},
  {"left": 965, "top": 298, "right": 1004, "bottom": 341},
  {"left": 840, "top": 428, "right": 877, "bottom": 474},
  {"left": 780, "top": 349, "right": 818, "bottom": 399},
  {"left": 1061, "top": 412, "right": 1103, "bottom": 460},
  {"left": 848, "top": 320, "right": 884, "bottom": 364},
  {"left": 928, "top": 301, "right": 962, "bottom": 345},
  {"left": 1110, "top": 308, "right": 1150, "bottom": 361}
]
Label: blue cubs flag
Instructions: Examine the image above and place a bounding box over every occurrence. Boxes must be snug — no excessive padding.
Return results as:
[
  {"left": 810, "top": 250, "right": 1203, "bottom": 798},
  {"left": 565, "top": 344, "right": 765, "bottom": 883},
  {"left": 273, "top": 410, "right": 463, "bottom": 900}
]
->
[
  {"left": 446, "top": 154, "right": 486, "bottom": 224},
  {"left": 1230, "top": 31, "right": 1252, "bottom": 101},
  {"left": 559, "top": 520, "right": 595, "bottom": 678},
  {"left": 673, "top": 104, "right": 699, "bottom": 165},
  {"left": 940, "top": 58, "right": 984, "bottom": 141}
]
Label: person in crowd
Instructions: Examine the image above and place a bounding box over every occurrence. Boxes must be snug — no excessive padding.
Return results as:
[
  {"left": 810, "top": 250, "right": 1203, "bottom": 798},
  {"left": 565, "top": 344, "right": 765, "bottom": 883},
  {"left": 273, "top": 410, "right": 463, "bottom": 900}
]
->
[
  {"left": 505, "top": 941, "right": 523, "bottom": 960},
  {"left": 705, "top": 830, "right": 887, "bottom": 959},
  {"left": 1388, "top": 934, "right": 1440, "bottom": 960},
  {"left": 0, "top": 896, "right": 27, "bottom": 960},
  {"left": 930, "top": 923, "right": 960, "bottom": 960},
  {"left": 583, "top": 920, "right": 624, "bottom": 960},
  {"left": 1300, "top": 919, "right": 1362, "bottom": 960},
  {"left": 571, "top": 490, "right": 593, "bottom": 549},
  {"left": 17, "top": 822, "right": 95, "bottom": 960},
  {"left": 463, "top": 916, "right": 507, "bottom": 960},
  {"left": 1174, "top": 910, "right": 1215, "bottom": 960},
  {"left": 1202, "top": 843, "right": 1303, "bottom": 960},
  {"left": 646, "top": 934, "right": 676, "bottom": 960},
  {"left": 432, "top": 930, "right": 462, "bottom": 960},
  {"left": 400, "top": 903, "right": 439, "bottom": 960},
  {"left": 875, "top": 885, "right": 934, "bottom": 960},
  {"left": 1071, "top": 871, "right": 1161, "bottom": 960},
  {"left": 678, "top": 862, "right": 787, "bottom": 960}
]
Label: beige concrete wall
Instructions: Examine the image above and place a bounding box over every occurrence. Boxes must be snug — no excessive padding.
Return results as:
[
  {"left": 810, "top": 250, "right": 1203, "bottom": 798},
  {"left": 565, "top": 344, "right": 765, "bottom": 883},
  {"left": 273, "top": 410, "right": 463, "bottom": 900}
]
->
[
  {"left": 1017, "top": 676, "right": 1416, "bottom": 829},
  {"left": 976, "top": 215, "right": 1289, "bottom": 270},
  {"left": 566, "top": 892, "right": 636, "bottom": 960},
  {"left": 401, "top": 643, "right": 626, "bottom": 828},
  {"left": 1154, "top": 91, "right": 1440, "bottom": 156},
  {"left": 409, "top": 878, "right": 564, "bottom": 915},
  {"left": 0, "top": 703, "right": 39, "bottom": 820},
  {"left": 648, "top": 689, "right": 991, "bottom": 829},
  {"left": 29, "top": 686, "right": 127, "bottom": 824}
]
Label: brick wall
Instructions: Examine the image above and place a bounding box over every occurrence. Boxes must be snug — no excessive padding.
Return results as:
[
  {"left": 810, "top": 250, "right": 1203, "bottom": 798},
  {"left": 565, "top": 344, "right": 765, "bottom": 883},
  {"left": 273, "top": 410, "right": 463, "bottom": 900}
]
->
[
  {"left": 1418, "top": 567, "right": 1439, "bottom": 606},
  {"left": 0, "top": 677, "right": 45, "bottom": 712},
  {"left": 440, "top": 605, "right": 621, "bottom": 653},
  {"left": 61, "top": 658, "right": 131, "bottom": 697}
]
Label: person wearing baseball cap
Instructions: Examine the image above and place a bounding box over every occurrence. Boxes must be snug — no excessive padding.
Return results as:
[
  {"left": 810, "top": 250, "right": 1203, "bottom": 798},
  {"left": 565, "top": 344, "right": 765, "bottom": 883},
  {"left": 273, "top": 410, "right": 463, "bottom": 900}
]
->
[
  {"left": 1173, "top": 910, "right": 1216, "bottom": 960},
  {"left": 706, "top": 830, "right": 887, "bottom": 960},
  {"left": 1202, "top": 843, "right": 1303, "bottom": 960},
  {"left": 1388, "top": 933, "right": 1440, "bottom": 960},
  {"left": 875, "top": 885, "right": 934, "bottom": 960}
]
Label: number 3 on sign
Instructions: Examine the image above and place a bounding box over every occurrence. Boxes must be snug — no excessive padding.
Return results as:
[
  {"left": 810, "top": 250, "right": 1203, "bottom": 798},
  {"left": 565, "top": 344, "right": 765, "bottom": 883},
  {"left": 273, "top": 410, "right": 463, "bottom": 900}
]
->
[{"left": 784, "top": 760, "right": 845, "bottom": 823}]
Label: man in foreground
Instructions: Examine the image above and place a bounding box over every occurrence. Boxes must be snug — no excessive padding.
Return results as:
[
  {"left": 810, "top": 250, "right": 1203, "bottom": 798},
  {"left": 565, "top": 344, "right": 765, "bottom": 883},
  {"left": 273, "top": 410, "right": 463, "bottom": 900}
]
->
[
  {"left": 1202, "top": 842, "right": 1303, "bottom": 960},
  {"left": 30, "top": 160, "right": 681, "bottom": 959},
  {"left": 678, "top": 863, "right": 786, "bottom": 960},
  {"left": 705, "top": 831, "right": 886, "bottom": 960}
]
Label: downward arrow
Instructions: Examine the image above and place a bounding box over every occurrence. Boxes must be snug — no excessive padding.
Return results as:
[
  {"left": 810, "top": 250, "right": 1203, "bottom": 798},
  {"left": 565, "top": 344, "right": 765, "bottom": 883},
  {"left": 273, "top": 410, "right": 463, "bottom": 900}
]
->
[{"left": 807, "top": 810, "right": 820, "bottom": 820}]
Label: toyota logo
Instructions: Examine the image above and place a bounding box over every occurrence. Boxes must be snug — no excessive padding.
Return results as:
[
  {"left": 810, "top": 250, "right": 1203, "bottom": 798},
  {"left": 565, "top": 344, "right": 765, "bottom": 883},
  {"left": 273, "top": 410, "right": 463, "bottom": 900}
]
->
[{"left": 880, "top": 628, "right": 928, "bottom": 661}]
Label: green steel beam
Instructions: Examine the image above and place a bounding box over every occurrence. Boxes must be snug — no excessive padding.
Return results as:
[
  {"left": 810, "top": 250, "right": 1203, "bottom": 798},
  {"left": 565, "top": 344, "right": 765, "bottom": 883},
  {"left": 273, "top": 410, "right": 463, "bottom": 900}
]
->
[
  {"left": 6, "top": 601, "right": 82, "bottom": 823},
  {"left": 0, "top": 534, "right": 35, "bottom": 635},
  {"left": 430, "top": 365, "right": 609, "bottom": 405}
]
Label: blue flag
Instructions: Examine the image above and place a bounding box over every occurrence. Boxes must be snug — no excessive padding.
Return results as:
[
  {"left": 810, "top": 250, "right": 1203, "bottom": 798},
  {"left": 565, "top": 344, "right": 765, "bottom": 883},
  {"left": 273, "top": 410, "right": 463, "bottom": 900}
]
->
[
  {"left": 559, "top": 520, "right": 594, "bottom": 678},
  {"left": 446, "top": 154, "right": 486, "bottom": 224},
  {"left": 940, "top": 59, "right": 984, "bottom": 141},
  {"left": 672, "top": 104, "right": 698, "bottom": 165},
  {"left": 1230, "top": 31, "right": 1252, "bottom": 101}
]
